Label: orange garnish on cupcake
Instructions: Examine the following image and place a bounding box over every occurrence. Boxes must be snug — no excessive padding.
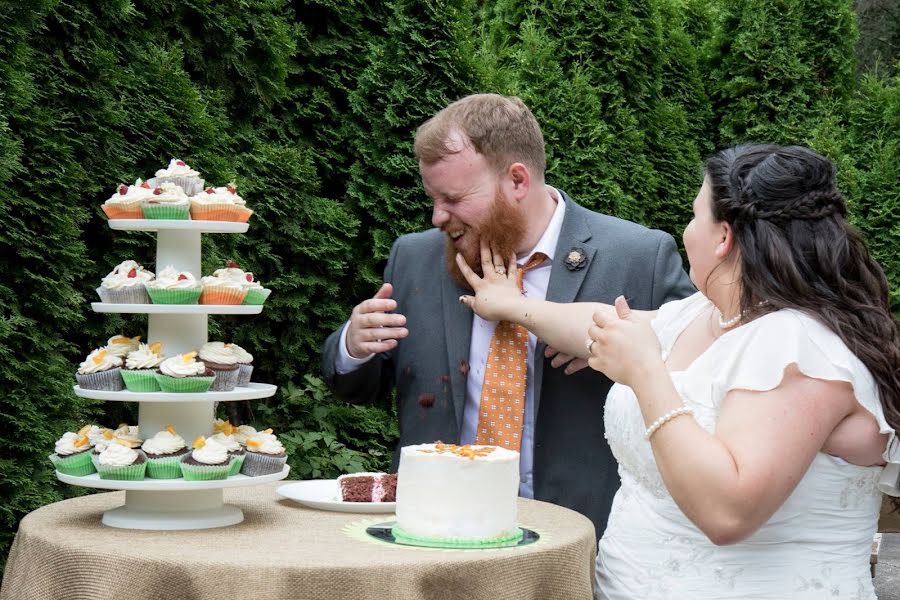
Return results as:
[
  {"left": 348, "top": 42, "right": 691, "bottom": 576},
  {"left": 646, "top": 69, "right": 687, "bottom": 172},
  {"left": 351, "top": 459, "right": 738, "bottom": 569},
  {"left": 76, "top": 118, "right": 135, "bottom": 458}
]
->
[
  {"left": 115, "top": 438, "right": 139, "bottom": 448},
  {"left": 246, "top": 439, "right": 263, "bottom": 450},
  {"left": 73, "top": 434, "right": 89, "bottom": 448},
  {"left": 102, "top": 429, "right": 114, "bottom": 440},
  {"left": 261, "top": 428, "right": 273, "bottom": 435},
  {"left": 77, "top": 424, "right": 93, "bottom": 436},
  {"left": 181, "top": 351, "right": 198, "bottom": 364},
  {"left": 165, "top": 425, "right": 177, "bottom": 435},
  {"left": 213, "top": 420, "right": 231, "bottom": 433},
  {"left": 220, "top": 422, "right": 234, "bottom": 436},
  {"left": 92, "top": 349, "right": 108, "bottom": 365},
  {"left": 192, "top": 436, "right": 206, "bottom": 449},
  {"left": 150, "top": 342, "right": 162, "bottom": 356}
]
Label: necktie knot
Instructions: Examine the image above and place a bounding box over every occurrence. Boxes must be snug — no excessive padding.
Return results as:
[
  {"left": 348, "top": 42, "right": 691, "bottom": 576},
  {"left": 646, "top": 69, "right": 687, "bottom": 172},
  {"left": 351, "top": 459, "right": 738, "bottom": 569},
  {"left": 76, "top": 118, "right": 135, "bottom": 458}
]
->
[{"left": 515, "top": 252, "right": 548, "bottom": 292}]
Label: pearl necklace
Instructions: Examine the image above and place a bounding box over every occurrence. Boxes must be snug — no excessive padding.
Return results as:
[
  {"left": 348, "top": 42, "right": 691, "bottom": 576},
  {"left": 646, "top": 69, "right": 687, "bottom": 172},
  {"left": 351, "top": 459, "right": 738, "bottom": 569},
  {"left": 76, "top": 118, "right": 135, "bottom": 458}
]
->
[{"left": 717, "top": 300, "right": 770, "bottom": 330}]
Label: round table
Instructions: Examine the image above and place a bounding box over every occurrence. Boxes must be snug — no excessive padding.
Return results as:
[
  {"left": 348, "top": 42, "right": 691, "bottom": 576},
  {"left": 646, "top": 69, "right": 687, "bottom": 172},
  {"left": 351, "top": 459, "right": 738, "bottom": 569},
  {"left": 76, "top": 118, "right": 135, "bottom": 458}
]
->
[{"left": 0, "top": 483, "right": 596, "bottom": 600}]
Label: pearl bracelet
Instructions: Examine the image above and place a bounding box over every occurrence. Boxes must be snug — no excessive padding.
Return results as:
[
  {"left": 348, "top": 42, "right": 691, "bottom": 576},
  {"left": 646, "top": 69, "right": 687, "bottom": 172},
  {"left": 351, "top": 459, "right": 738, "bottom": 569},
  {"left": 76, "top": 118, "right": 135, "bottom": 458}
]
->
[{"left": 644, "top": 406, "right": 694, "bottom": 440}]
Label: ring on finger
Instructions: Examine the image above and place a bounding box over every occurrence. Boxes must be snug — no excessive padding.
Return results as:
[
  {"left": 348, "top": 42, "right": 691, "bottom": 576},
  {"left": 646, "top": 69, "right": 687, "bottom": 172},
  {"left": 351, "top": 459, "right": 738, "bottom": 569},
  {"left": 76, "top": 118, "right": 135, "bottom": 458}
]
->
[
  {"left": 585, "top": 338, "right": 596, "bottom": 352},
  {"left": 494, "top": 266, "right": 506, "bottom": 275}
]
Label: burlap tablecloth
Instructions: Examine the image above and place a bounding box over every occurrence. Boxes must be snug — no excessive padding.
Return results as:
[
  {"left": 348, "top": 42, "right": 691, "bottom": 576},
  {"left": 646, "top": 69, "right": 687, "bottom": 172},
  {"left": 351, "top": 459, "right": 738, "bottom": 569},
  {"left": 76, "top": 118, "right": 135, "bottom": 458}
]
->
[{"left": 1, "top": 482, "right": 596, "bottom": 600}]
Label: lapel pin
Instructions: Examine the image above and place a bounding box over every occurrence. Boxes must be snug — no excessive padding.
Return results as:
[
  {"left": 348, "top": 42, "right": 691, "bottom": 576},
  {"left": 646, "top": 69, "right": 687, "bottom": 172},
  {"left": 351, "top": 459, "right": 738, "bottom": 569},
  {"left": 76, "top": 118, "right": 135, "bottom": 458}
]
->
[{"left": 564, "top": 247, "right": 587, "bottom": 271}]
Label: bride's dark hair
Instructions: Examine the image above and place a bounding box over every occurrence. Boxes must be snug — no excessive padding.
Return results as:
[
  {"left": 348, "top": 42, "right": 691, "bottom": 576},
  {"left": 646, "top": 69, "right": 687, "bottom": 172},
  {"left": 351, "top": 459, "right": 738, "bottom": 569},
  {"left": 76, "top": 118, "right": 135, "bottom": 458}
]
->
[{"left": 705, "top": 144, "right": 900, "bottom": 431}]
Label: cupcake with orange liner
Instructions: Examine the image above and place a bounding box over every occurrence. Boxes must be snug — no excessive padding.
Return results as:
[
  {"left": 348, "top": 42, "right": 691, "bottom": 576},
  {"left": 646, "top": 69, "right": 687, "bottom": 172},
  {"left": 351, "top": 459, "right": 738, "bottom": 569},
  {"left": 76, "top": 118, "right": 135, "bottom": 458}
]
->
[
  {"left": 240, "top": 428, "right": 287, "bottom": 477},
  {"left": 96, "top": 260, "right": 155, "bottom": 304},
  {"left": 199, "top": 269, "right": 247, "bottom": 305},
  {"left": 180, "top": 436, "right": 233, "bottom": 480},
  {"left": 142, "top": 425, "right": 188, "bottom": 479},
  {"left": 102, "top": 179, "right": 155, "bottom": 220},
  {"left": 199, "top": 342, "right": 240, "bottom": 391},
  {"left": 76, "top": 348, "right": 124, "bottom": 391},
  {"left": 207, "top": 261, "right": 271, "bottom": 305},
  {"left": 49, "top": 426, "right": 96, "bottom": 476},
  {"left": 122, "top": 342, "right": 166, "bottom": 392},
  {"left": 189, "top": 183, "right": 252, "bottom": 222},
  {"left": 141, "top": 182, "right": 190, "bottom": 220},
  {"left": 147, "top": 158, "right": 204, "bottom": 196},
  {"left": 96, "top": 439, "right": 147, "bottom": 480},
  {"left": 209, "top": 421, "right": 245, "bottom": 476},
  {"left": 154, "top": 352, "right": 215, "bottom": 393}
]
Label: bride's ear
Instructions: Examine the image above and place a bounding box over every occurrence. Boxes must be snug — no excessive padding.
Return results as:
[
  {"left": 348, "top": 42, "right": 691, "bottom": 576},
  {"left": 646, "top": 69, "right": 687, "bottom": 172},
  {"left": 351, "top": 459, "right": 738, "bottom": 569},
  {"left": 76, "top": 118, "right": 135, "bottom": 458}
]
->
[{"left": 715, "top": 222, "right": 735, "bottom": 259}]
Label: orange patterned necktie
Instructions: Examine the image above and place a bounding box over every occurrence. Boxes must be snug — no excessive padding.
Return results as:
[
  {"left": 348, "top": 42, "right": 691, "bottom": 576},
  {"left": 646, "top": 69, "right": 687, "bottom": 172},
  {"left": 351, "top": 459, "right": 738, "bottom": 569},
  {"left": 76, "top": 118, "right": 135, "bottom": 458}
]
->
[{"left": 475, "top": 252, "right": 548, "bottom": 451}]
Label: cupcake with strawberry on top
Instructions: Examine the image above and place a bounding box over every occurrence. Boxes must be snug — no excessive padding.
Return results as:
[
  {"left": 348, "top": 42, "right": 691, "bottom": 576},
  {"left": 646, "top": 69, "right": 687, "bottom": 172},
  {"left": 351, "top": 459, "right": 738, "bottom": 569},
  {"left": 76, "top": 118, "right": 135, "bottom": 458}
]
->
[
  {"left": 96, "top": 260, "right": 155, "bottom": 304},
  {"left": 141, "top": 182, "right": 190, "bottom": 220},
  {"left": 102, "top": 179, "right": 155, "bottom": 220},
  {"left": 148, "top": 158, "right": 204, "bottom": 196},
  {"left": 145, "top": 266, "right": 202, "bottom": 304},
  {"left": 189, "top": 183, "right": 252, "bottom": 223},
  {"left": 199, "top": 265, "right": 248, "bottom": 305},
  {"left": 154, "top": 352, "right": 215, "bottom": 393}
]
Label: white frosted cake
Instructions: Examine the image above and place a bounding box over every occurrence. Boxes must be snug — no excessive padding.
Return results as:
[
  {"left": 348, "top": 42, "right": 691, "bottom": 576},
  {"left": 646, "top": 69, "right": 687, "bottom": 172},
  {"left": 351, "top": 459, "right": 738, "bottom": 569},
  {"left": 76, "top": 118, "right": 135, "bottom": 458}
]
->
[{"left": 393, "top": 442, "right": 522, "bottom": 547}]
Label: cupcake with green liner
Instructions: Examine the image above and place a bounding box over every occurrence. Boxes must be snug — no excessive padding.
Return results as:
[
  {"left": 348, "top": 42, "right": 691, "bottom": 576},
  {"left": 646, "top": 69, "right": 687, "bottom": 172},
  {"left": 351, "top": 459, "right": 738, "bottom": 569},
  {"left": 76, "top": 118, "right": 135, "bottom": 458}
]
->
[
  {"left": 96, "top": 440, "right": 147, "bottom": 480},
  {"left": 199, "top": 270, "right": 247, "bottom": 305},
  {"left": 209, "top": 424, "right": 245, "bottom": 476},
  {"left": 180, "top": 436, "right": 233, "bottom": 480},
  {"left": 104, "top": 335, "right": 142, "bottom": 360},
  {"left": 49, "top": 429, "right": 95, "bottom": 476},
  {"left": 148, "top": 158, "right": 204, "bottom": 196},
  {"left": 240, "top": 428, "right": 287, "bottom": 477},
  {"left": 91, "top": 428, "right": 116, "bottom": 469},
  {"left": 76, "top": 349, "right": 124, "bottom": 391},
  {"left": 102, "top": 179, "right": 155, "bottom": 220},
  {"left": 199, "top": 342, "right": 240, "bottom": 391},
  {"left": 155, "top": 352, "right": 215, "bottom": 393},
  {"left": 121, "top": 342, "right": 165, "bottom": 392},
  {"left": 141, "top": 182, "right": 191, "bottom": 220},
  {"left": 96, "top": 260, "right": 155, "bottom": 304},
  {"left": 189, "top": 184, "right": 253, "bottom": 222},
  {"left": 230, "top": 344, "right": 254, "bottom": 386},
  {"left": 142, "top": 425, "right": 188, "bottom": 479},
  {"left": 145, "top": 266, "right": 201, "bottom": 304}
]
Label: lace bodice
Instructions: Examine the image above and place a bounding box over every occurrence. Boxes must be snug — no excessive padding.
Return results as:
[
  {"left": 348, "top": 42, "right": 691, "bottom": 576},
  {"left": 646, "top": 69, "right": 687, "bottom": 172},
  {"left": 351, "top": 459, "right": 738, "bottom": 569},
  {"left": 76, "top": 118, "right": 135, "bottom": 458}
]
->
[{"left": 596, "top": 293, "right": 891, "bottom": 599}]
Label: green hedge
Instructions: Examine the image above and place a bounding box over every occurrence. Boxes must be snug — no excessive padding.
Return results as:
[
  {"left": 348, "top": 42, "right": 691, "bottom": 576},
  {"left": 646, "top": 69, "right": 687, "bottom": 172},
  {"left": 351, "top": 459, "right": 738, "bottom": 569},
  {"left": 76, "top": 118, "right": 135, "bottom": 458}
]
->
[{"left": 0, "top": 0, "right": 896, "bottom": 573}]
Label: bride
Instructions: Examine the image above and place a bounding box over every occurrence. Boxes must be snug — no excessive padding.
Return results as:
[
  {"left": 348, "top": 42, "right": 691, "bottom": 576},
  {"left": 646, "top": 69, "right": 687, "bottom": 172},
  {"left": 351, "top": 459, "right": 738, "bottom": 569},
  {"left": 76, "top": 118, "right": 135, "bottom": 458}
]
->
[{"left": 457, "top": 144, "right": 900, "bottom": 599}]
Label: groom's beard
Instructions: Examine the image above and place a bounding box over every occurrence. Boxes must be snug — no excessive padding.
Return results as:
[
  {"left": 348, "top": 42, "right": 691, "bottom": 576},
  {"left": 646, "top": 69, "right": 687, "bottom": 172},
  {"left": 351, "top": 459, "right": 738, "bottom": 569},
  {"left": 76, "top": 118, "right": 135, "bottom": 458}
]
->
[{"left": 444, "top": 190, "right": 528, "bottom": 291}]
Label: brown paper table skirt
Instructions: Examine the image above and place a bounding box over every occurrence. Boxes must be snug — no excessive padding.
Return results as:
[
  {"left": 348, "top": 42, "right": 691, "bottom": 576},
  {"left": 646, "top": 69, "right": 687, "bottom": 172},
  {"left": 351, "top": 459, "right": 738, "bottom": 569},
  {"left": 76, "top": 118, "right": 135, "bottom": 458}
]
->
[{"left": 1, "top": 483, "right": 596, "bottom": 600}]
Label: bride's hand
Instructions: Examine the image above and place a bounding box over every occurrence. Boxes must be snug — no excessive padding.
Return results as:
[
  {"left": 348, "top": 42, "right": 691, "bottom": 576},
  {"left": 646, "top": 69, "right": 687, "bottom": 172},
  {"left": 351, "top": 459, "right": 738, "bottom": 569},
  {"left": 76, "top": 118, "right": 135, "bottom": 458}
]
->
[
  {"left": 587, "top": 296, "right": 664, "bottom": 386},
  {"left": 456, "top": 240, "right": 523, "bottom": 322}
]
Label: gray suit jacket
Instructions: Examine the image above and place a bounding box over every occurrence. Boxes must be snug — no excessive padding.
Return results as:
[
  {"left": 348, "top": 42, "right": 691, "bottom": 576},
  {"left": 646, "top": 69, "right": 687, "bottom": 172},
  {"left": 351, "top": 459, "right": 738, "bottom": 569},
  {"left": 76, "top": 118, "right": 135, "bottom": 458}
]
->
[{"left": 322, "top": 191, "right": 695, "bottom": 537}]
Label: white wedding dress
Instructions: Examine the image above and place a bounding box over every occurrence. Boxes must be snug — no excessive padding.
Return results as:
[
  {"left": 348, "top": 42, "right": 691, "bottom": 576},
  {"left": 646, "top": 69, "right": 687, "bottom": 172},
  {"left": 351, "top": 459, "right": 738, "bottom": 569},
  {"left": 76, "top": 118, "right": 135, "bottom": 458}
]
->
[{"left": 596, "top": 292, "right": 898, "bottom": 599}]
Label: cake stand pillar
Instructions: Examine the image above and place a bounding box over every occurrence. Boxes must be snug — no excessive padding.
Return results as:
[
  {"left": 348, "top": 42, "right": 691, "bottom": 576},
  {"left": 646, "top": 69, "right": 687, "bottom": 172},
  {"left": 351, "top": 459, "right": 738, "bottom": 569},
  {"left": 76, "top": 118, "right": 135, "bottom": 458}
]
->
[
  {"left": 138, "top": 401, "right": 215, "bottom": 448},
  {"left": 102, "top": 489, "right": 243, "bottom": 530}
]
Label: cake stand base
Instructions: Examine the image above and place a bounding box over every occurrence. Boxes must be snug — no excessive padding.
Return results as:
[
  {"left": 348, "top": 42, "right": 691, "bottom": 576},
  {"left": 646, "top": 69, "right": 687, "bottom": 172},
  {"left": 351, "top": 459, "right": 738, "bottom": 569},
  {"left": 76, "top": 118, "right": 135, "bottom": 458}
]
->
[{"left": 101, "top": 489, "right": 243, "bottom": 530}]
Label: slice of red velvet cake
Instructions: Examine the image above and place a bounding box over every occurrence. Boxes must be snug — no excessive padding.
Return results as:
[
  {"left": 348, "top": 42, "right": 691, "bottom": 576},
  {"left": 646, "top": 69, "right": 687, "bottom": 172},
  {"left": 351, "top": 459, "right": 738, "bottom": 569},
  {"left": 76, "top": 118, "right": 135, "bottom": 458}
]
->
[{"left": 337, "top": 472, "right": 398, "bottom": 502}]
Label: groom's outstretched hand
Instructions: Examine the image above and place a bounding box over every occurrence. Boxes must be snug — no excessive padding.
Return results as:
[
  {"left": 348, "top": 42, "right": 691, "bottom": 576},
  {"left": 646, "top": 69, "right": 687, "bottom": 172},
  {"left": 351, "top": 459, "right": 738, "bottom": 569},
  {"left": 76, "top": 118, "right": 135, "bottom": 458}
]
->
[{"left": 345, "top": 283, "right": 409, "bottom": 358}]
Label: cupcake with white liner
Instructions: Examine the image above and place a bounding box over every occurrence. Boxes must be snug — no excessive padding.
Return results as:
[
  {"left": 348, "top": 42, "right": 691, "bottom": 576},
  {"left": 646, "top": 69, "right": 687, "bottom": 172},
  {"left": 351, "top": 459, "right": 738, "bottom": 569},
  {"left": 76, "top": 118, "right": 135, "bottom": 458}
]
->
[
  {"left": 96, "top": 260, "right": 154, "bottom": 304},
  {"left": 49, "top": 427, "right": 95, "bottom": 476},
  {"left": 142, "top": 426, "right": 188, "bottom": 479},
  {"left": 189, "top": 183, "right": 252, "bottom": 222},
  {"left": 199, "top": 269, "right": 247, "bottom": 305},
  {"left": 240, "top": 428, "right": 287, "bottom": 477},
  {"left": 232, "top": 424, "right": 257, "bottom": 447},
  {"left": 104, "top": 335, "right": 142, "bottom": 360},
  {"left": 147, "top": 158, "right": 204, "bottom": 196},
  {"left": 76, "top": 348, "right": 124, "bottom": 391},
  {"left": 209, "top": 422, "right": 246, "bottom": 476},
  {"left": 198, "top": 342, "right": 240, "bottom": 391},
  {"left": 96, "top": 439, "right": 147, "bottom": 480},
  {"left": 230, "top": 343, "right": 254, "bottom": 386},
  {"left": 141, "top": 182, "right": 190, "bottom": 220},
  {"left": 154, "top": 352, "right": 215, "bottom": 393},
  {"left": 101, "top": 179, "right": 156, "bottom": 220},
  {"left": 180, "top": 436, "right": 233, "bottom": 480},
  {"left": 144, "top": 266, "right": 202, "bottom": 304},
  {"left": 121, "top": 342, "right": 166, "bottom": 392}
]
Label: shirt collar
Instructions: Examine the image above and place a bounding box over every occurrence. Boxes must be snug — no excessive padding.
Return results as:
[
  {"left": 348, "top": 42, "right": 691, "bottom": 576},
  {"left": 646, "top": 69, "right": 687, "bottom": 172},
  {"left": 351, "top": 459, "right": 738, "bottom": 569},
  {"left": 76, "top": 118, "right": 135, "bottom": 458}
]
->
[{"left": 518, "top": 187, "right": 566, "bottom": 265}]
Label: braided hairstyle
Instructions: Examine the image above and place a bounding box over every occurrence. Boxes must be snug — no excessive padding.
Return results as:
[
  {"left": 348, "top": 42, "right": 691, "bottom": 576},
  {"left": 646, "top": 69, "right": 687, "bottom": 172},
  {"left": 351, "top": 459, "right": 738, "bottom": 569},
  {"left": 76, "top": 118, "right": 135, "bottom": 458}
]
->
[{"left": 705, "top": 144, "right": 900, "bottom": 431}]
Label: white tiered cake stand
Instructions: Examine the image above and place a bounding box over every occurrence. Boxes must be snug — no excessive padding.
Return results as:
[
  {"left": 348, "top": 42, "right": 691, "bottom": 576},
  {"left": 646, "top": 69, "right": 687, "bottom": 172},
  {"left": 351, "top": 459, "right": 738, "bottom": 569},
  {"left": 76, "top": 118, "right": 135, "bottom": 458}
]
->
[{"left": 62, "top": 219, "right": 289, "bottom": 530}]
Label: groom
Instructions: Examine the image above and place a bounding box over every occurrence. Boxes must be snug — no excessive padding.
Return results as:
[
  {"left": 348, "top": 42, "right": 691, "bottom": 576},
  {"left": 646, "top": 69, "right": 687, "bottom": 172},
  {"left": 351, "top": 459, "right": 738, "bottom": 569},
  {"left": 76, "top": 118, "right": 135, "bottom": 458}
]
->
[{"left": 321, "top": 93, "right": 694, "bottom": 537}]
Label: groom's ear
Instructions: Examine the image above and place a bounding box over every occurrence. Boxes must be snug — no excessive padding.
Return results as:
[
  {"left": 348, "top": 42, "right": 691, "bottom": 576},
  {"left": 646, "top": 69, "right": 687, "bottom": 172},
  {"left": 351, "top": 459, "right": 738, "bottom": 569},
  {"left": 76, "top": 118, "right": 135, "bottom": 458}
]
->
[{"left": 504, "top": 163, "right": 531, "bottom": 201}]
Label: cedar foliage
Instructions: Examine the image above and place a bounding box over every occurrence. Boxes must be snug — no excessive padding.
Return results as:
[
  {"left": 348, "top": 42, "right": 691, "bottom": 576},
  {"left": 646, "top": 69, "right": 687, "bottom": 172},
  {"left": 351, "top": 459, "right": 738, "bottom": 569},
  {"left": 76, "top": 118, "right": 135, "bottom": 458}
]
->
[{"left": 0, "top": 0, "right": 897, "bottom": 574}]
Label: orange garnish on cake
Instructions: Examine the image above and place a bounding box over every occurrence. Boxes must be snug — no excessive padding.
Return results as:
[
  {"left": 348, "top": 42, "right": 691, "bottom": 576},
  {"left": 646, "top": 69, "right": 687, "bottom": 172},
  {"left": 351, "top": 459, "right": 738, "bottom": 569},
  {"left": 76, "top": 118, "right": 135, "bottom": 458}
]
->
[
  {"left": 92, "top": 349, "right": 108, "bottom": 365},
  {"left": 77, "top": 424, "right": 93, "bottom": 436},
  {"left": 192, "top": 436, "right": 206, "bottom": 449},
  {"left": 73, "top": 434, "right": 89, "bottom": 448},
  {"left": 246, "top": 439, "right": 263, "bottom": 450},
  {"left": 213, "top": 420, "right": 231, "bottom": 433},
  {"left": 165, "top": 425, "right": 177, "bottom": 435},
  {"left": 102, "top": 429, "right": 114, "bottom": 440},
  {"left": 181, "top": 351, "right": 198, "bottom": 364},
  {"left": 150, "top": 342, "right": 162, "bottom": 356}
]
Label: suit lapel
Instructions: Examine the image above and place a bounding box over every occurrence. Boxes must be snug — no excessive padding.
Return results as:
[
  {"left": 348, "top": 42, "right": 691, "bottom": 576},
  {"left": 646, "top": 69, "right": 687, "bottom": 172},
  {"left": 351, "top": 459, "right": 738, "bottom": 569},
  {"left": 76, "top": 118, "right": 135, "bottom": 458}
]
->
[
  {"left": 534, "top": 193, "right": 597, "bottom": 419},
  {"left": 441, "top": 270, "right": 473, "bottom": 432}
]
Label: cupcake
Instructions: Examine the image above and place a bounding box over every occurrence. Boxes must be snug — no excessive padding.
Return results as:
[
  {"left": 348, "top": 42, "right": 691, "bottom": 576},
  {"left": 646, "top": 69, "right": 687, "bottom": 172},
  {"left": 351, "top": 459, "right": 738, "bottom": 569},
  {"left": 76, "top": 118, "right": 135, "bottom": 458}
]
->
[
  {"left": 232, "top": 424, "right": 257, "bottom": 447},
  {"left": 142, "top": 426, "right": 188, "bottom": 479},
  {"left": 154, "top": 352, "right": 215, "bottom": 393},
  {"left": 240, "top": 428, "right": 287, "bottom": 477},
  {"left": 104, "top": 335, "right": 142, "bottom": 360},
  {"left": 230, "top": 343, "right": 254, "bottom": 386},
  {"left": 76, "top": 348, "right": 124, "bottom": 391},
  {"left": 90, "top": 428, "right": 116, "bottom": 469},
  {"left": 101, "top": 179, "right": 155, "bottom": 220},
  {"left": 148, "top": 158, "right": 204, "bottom": 196},
  {"left": 180, "top": 436, "right": 233, "bottom": 480},
  {"left": 96, "top": 440, "right": 147, "bottom": 480},
  {"left": 199, "top": 269, "right": 248, "bottom": 305},
  {"left": 113, "top": 422, "right": 142, "bottom": 445},
  {"left": 198, "top": 342, "right": 240, "bottom": 391},
  {"left": 207, "top": 261, "right": 271, "bottom": 305},
  {"left": 96, "top": 260, "right": 155, "bottom": 304},
  {"left": 189, "top": 184, "right": 253, "bottom": 223},
  {"left": 209, "top": 423, "right": 245, "bottom": 476},
  {"left": 141, "top": 182, "right": 191, "bottom": 220},
  {"left": 122, "top": 342, "right": 165, "bottom": 392},
  {"left": 144, "top": 266, "right": 202, "bottom": 304},
  {"left": 49, "top": 427, "right": 95, "bottom": 476}
]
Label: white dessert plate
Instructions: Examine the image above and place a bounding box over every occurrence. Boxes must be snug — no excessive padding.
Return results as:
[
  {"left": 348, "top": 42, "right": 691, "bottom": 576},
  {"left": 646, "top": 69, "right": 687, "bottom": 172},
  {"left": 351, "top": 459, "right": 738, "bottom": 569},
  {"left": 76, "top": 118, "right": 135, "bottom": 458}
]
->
[{"left": 276, "top": 479, "right": 396, "bottom": 513}]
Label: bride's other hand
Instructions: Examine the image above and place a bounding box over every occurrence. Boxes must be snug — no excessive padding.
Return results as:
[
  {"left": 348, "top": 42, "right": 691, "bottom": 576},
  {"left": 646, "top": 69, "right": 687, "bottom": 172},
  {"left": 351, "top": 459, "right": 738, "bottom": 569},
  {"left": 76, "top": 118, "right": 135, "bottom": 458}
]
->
[
  {"left": 457, "top": 240, "right": 522, "bottom": 322},
  {"left": 587, "top": 295, "right": 664, "bottom": 386}
]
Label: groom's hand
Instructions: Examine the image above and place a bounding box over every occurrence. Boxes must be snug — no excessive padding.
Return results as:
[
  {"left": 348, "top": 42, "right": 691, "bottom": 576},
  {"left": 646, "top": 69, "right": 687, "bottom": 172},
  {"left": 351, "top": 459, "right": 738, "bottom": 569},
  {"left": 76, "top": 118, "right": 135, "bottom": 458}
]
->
[
  {"left": 545, "top": 346, "right": 590, "bottom": 375},
  {"left": 346, "top": 283, "right": 409, "bottom": 358}
]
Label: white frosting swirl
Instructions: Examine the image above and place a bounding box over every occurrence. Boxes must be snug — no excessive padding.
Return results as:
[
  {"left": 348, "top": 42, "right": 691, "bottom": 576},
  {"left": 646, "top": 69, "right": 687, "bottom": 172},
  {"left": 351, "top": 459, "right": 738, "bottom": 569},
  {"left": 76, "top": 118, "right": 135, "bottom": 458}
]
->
[
  {"left": 100, "top": 260, "right": 155, "bottom": 290},
  {"left": 246, "top": 431, "right": 285, "bottom": 455},
  {"left": 209, "top": 433, "right": 242, "bottom": 452},
  {"left": 142, "top": 430, "right": 186, "bottom": 455},
  {"left": 155, "top": 158, "right": 200, "bottom": 178},
  {"left": 233, "top": 425, "right": 257, "bottom": 445},
  {"left": 98, "top": 443, "right": 139, "bottom": 467},
  {"left": 77, "top": 349, "right": 122, "bottom": 374},
  {"left": 209, "top": 267, "right": 263, "bottom": 290},
  {"left": 145, "top": 266, "right": 200, "bottom": 290},
  {"left": 106, "top": 180, "right": 155, "bottom": 205},
  {"left": 55, "top": 432, "right": 90, "bottom": 456},
  {"left": 229, "top": 344, "right": 253, "bottom": 364},
  {"left": 199, "top": 342, "right": 240, "bottom": 366},
  {"left": 199, "top": 273, "right": 245, "bottom": 291},
  {"left": 105, "top": 335, "right": 141, "bottom": 358},
  {"left": 159, "top": 354, "right": 207, "bottom": 377},
  {"left": 125, "top": 343, "right": 165, "bottom": 370},
  {"left": 146, "top": 182, "right": 189, "bottom": 205},
  {"left": 191, "top": 437, "right": 229, "bottom": 465},
  {"left": 190, "top": 186, "right": 246, "bottom": 206}
]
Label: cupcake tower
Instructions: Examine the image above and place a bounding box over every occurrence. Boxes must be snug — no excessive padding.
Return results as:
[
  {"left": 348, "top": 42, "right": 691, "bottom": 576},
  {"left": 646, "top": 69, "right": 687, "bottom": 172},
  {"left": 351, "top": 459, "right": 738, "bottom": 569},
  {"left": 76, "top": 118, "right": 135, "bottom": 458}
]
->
[{"left": 61, "top": 159, "right": 287, "bottom": 531}]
